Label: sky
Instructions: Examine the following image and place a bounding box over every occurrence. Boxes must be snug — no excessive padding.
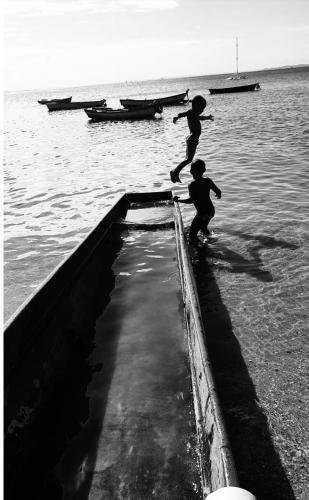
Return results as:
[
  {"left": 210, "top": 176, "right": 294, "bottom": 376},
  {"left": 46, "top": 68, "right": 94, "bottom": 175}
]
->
[{"left": 3, "top": 0, "right": 309, "bottom": 91}]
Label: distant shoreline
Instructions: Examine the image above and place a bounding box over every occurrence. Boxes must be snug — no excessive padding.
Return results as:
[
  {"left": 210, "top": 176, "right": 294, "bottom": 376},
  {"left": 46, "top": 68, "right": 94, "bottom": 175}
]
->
[
  {"left": 258, "top": 63, "right": 309, "bottom": 71},
  {"left": 178, "top": 63, "right": 309, "bottom": 81},
  {"left": 4, "top": 64, "right": 309, "bottom": 93}
]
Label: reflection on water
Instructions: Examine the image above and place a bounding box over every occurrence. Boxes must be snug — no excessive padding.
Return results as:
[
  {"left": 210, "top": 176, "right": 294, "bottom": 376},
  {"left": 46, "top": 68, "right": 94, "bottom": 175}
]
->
[{"left": 3, "top": 67, "right": 309, "bottom": 333}]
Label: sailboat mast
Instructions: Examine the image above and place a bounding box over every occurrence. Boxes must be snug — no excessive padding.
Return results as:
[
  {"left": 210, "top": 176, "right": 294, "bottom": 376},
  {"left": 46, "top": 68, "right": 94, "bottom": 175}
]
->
[{"left": 236, "top": 37, "right": 239, "bottom": 77}]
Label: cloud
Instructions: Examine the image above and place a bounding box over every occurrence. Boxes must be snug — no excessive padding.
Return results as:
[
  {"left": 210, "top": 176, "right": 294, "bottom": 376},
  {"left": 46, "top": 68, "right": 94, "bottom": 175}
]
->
[
  {"left": 3, "top": 0, "right": 179, "bottom": 17},
  {"left": 113, "top": 0, "right": 179, "bottom": 10},
  {"left": 286, "top": 25, "right": 309, "bottom": 32},
  {"left": 3, "top": 1, "right": 38, "bottom": 15}
]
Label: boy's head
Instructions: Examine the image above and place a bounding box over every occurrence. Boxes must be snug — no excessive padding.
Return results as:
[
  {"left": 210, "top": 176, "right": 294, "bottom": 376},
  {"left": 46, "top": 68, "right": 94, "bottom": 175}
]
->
[
  {"left": 190, "top": 159, "right": 206, "bottom": 179},
  {"left": 191, "top": 95, "right": 206, "bottom": 113}
]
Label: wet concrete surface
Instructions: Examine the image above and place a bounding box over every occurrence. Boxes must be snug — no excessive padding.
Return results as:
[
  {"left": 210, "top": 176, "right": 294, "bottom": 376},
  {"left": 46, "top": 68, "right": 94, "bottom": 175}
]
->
[{"left": 55, "top": 226, "right": 201, "bottom": 499}]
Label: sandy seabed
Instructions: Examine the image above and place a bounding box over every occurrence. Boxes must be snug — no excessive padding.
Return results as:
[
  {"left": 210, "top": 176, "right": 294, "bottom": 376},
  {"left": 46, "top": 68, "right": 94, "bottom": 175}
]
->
[{"left": 190, "top": 241, "right": 308, "bottom": 500}]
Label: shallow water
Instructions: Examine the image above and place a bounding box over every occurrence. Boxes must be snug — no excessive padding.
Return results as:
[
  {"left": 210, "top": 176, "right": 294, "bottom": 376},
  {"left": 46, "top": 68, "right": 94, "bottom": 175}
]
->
[
  {"left": 56, "top": 224, "right": 200, "bottom": 499},
  {"left": 4, "top": 68, "right": 309, "bottom": 323}
]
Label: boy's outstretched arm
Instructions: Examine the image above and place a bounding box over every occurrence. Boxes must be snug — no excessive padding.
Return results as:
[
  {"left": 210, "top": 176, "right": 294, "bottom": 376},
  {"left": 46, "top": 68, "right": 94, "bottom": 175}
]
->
[
  {"left": 173, "top": 111, "right": 188, "bottom": 123},
  {"left": 209, "top": 180, "right": 221, "bottom": 198},
  {"left": 199, "top": 114, "right": 214, "bottom": 121},
  {"left": 173, "top": 195, "right": 192, "bottom": 204}
]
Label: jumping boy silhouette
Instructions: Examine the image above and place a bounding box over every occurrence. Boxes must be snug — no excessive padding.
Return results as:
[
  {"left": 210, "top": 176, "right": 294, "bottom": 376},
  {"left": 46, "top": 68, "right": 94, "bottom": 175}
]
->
[
  {"left": 170, "top": 95, "right": 214, "bottom": 183},
  {"left": 173, "top": 159, "right": 221, "bottom": 243}
]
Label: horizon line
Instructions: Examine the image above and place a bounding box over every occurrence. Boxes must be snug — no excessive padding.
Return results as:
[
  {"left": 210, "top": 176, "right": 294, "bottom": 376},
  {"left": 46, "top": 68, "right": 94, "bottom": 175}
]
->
[{"left": 4, "top": 63, "right": 309, "bottom": 93}]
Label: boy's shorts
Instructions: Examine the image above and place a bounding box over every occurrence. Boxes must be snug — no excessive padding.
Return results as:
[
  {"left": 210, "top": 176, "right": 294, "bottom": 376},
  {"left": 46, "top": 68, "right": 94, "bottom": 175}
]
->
[
  {"left": 186, "top": 135, "right": 199, "bottom": 159},
  {"left": 196, "top": 209, "right": 215, "bottom": 222}
]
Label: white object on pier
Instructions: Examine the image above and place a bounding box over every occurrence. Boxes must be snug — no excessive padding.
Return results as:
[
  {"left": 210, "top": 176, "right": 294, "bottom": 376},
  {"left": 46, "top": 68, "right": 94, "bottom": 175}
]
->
[{"left": 207, "top": 486, "right": 257, "bottom": 500}]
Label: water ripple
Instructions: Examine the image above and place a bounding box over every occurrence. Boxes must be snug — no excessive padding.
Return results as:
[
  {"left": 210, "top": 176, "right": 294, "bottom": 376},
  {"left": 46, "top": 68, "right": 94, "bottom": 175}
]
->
[{"left": 3, "top": 69, "right": 309, "bottom": 327}]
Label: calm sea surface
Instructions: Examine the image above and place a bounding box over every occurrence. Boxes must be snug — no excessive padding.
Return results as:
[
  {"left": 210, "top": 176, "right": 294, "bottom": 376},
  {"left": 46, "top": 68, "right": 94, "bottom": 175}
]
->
[
  {"left": 4, "top": 67, "right": 308, "bottom": 321},
  {"left": 4, "top": 67, "right": 309, "bottom": 496}
]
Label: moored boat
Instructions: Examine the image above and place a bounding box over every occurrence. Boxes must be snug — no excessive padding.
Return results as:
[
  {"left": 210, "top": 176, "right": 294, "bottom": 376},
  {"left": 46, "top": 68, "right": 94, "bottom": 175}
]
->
[
  {"left": 120, "top": 89, "right": 189, "bottom": 109},
  {"left": 85, "top": 102, "right": 163, "bottom": 121},
  {"left": 225, "top": 37, "right": 248, "bottom": 81},
  {"left": 209, "top": 82, "right": 260, "bottom": 94},
  {"left": 226, "top": 75, "right": 248, "bottom": 80},
  {"left": 38, "top": 96, "right": 72, "bottom": 104},
  {"left": 4, "top": 190, "right": 256, "bottom": 499},
  {"left": 46, "top": 99, "right": 106, "bottom": 111}
]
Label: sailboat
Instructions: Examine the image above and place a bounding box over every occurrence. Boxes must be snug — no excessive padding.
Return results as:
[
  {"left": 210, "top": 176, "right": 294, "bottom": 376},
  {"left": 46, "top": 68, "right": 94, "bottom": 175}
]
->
[
  {"left": 226, "top": 37, "right": 248, "bottom": 80},
  {"left": 208, "top": 37, "right": 260, "bottom": 95}
]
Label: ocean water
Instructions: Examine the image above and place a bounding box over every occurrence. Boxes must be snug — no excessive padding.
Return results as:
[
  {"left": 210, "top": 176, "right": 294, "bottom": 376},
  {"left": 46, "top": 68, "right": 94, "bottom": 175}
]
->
[
  {"left": 4, "top": 67, "right": 308, "bottom": 322},
  {"left": 3, "top": 67, "right": 309, "bottom": 496}
]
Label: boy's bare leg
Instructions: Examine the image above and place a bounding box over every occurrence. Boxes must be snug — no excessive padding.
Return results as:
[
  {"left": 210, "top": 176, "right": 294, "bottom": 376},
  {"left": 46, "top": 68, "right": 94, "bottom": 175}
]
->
[
  {"left": 201, "top": 211, "right": 215, "bottom": 238},
  {"left": 170, "top": 139, "right": 197, "bottom": 183},
  {"left": 189, "top": 215, "right": 201, "bottom": 241},
  {"left": 170, "top": 159, "right": 190, "bottom": 183}
]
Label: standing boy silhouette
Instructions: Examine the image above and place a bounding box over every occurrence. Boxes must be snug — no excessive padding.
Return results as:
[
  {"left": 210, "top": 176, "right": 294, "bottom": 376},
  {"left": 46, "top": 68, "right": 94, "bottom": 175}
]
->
[{"left": 173, "top": 159, "right": 221, "bottom": 243}]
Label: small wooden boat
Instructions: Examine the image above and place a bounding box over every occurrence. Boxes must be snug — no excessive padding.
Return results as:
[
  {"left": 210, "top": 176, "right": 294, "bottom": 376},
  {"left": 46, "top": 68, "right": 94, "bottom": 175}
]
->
[
  {"left": 46, "top": 99, "right": 106, "bottom": 111},
  {"left": 120, "top": 89, "right": 189, "bottom": 109},
  {"left": 4, "top": 191, "right": 256, "bottom": 499},
  {"left": 209, "top": 82, "right": 260, "bottom": 95},
  {"left": 85, "top": 102, "right": 163, "bottom": 121},
  {"left": 38, "top": 96, "right": 72, "bottom": 105}
]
